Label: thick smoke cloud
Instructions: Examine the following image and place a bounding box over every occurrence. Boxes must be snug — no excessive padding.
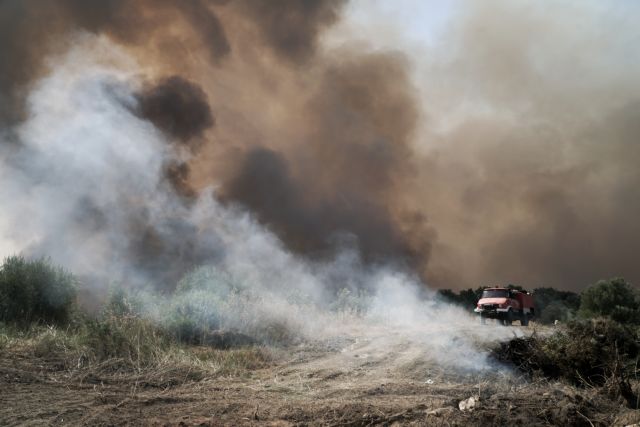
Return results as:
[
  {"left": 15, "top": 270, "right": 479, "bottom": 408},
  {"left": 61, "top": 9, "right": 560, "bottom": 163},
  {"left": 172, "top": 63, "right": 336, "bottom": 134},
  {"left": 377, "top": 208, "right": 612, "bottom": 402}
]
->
[
  {"left": 0, "top": 42, "right": 222, "bottom": 288},
  {"left": 134, "top": 76, "right": 214, "bottom": 146},
  {"left": 0, "top": 0, "right": 229, "bottom": 126},
  {"left": 1, "top": 0, "right": 639, "bottom": 293},
  {"left": 221, "top": 53, "right": 431, "bottom": 272},
  {"left": 0, "top": 0, "right": 432, "bottom": 289},
  {"left": 1, "top": 0, "right": 430, "bottom": 286},
  {"left": 237, "top": 0, "right": 346, "bottom": 62},
  {"left": 410, "top": 0, "right": 640, "bottom": 290}
]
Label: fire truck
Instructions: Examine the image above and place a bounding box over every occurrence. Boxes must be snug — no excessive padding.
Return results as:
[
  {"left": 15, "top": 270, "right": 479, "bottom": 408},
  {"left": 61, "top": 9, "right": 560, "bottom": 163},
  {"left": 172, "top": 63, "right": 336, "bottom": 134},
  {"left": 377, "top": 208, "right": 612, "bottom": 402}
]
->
[{"left": 474, "top": 287, "right": 535, "bottom": 326}]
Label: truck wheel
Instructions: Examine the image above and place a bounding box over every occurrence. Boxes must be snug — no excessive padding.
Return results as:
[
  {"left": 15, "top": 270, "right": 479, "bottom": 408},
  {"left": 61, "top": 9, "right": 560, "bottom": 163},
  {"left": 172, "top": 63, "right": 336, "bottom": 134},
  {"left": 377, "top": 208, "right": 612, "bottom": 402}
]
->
[
  {"left": 503, "top": 310, "right": 513, "bottom": 326},
  {"left": 521, "top": 313, "right": 529, "bottom": 326}
]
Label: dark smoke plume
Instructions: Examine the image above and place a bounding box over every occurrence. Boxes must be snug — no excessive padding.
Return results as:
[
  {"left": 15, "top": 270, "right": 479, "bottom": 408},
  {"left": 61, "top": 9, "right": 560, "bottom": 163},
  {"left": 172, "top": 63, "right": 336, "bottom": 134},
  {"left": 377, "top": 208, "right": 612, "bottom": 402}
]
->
[
  {"left": 135, "top": 76, "right": 214, "bottom": 145},
  {"left": 237, "top": 0, "right": 346, "bottom": 62},
  {"left": 1, "top": 0, "right": 435, "bottom": 288},
  {"left": 3, "top": 0, "right": 639, "bottom": 293},
  {"left": 221, "top": 53, "right": 431, "bottom": 272},
  {"left": 0, "top": 0, "right": 229, "bottom": 126}
]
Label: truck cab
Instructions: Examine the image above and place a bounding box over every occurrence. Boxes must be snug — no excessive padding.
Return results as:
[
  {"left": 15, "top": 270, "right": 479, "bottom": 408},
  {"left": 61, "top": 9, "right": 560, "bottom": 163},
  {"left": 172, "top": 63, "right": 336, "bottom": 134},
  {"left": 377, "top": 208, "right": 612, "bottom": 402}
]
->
[{"left": 474, "top": 287, "right": 535, "bottom": 326}]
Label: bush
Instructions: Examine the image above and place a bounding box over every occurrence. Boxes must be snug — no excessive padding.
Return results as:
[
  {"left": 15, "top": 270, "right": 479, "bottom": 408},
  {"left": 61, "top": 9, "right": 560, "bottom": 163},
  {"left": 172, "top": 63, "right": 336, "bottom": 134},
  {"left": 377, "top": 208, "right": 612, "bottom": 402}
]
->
[
  {"left": 164, "top": 289, "right": 223, "bottom": 344},
  {"left": 579, "top": 277, "right": 639, "bottom": 322},
  {"left": 437, "top": 287, "right": 484, "bottom": 310},
  {"left": 533, "top": 287, "right": 580, "bottom": 324},
  {"left": 331, "top": 288, "right": 371, "bottom": 315},
  {"left": 493, "top": 318, "right": 640, "bottom": 407},
  {"left": 103, "top": 286, "right": 145, "bottom": 317},
  {"left": 538, "top": 300, "right": 574, "bottom": 324},
  {"left": 0, "top": 256, "right": 77, "bottom": 325},
  {"left": 169, "top": 266, "right": 302, "bottom": 346}
]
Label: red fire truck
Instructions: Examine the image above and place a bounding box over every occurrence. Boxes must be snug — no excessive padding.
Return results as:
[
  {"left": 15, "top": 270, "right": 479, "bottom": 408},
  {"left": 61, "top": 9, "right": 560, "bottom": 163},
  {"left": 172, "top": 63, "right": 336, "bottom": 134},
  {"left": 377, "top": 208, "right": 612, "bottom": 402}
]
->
[{"left": 474, "top": 287, "right": 535, "bottom": 326}]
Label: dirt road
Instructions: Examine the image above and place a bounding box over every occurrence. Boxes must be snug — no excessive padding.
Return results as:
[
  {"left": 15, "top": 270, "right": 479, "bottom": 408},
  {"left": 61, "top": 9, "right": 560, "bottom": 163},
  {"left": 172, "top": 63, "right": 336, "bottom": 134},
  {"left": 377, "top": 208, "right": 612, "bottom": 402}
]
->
[{"left": 1, "top": 325, "right": 637, "bottom": 426}]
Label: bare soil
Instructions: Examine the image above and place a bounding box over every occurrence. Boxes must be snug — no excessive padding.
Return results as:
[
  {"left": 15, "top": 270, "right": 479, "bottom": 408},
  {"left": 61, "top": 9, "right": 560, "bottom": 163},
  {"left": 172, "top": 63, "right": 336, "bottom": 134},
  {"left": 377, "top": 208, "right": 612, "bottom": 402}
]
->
[{"left": 1, "top": 326, "right": 638, "bottom": 426}]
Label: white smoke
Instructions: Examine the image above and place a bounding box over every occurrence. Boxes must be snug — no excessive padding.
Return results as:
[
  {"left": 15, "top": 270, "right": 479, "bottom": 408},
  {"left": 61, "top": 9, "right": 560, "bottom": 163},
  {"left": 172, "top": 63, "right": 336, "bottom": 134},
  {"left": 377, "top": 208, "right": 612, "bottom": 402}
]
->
[
  {"left": 0, "top": 34, "right": 167, "bottom": 281},
  {"left": 0, "top": 33, "right": 519, "bottom": 372}
]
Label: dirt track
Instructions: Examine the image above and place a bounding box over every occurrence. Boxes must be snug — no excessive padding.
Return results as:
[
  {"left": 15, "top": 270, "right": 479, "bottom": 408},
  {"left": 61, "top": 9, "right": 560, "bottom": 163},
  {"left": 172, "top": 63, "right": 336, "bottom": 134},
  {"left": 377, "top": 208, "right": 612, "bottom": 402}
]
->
[{"left": 1, "top": 326, "right": 638, "bottom": 426}]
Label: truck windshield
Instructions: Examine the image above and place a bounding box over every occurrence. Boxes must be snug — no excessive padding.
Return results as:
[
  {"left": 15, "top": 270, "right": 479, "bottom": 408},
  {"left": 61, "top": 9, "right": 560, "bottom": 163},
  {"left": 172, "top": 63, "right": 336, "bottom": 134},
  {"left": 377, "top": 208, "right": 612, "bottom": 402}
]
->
[{"left": 482, "top": 289, "right": 509, "bottom": 298}]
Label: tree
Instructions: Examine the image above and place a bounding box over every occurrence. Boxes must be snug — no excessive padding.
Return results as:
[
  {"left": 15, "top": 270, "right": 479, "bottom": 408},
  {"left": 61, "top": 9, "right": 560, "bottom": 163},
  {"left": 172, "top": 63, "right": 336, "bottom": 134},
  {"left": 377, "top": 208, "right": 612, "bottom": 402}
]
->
[
  {"left": 579, "top": 277, "right": 639, "bottom": 322},
  {"left": 437, "top": 287, "right": 485, "bottom": 310},
  {"left": 533, "top": 287, "right": 580, "bottom": 324}
]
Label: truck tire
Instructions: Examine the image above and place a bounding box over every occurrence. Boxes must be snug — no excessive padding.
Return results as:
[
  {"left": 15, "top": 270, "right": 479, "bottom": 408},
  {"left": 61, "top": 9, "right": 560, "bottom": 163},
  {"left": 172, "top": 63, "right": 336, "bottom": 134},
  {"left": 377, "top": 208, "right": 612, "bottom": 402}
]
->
[
  {"left": 503, "top": 309, "right": 513, "bottom": 326},
  {"left": 521, "top": 312, "right": 529, "bottom": 326}
]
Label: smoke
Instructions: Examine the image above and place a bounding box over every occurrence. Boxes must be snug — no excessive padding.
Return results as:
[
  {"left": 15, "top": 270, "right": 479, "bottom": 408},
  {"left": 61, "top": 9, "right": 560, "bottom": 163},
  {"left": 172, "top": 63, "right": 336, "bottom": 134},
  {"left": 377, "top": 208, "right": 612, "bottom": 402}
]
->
[
  {"left": 134, "top": 76, "right": 213, "bottom": 146},
  {"left": 0, "top": 37, "right": 210, "bottom": 286},
  {"left": 236, "top": 0, "right": 346, "bottom": 63},
  {"left": 0, "top": 0, "right": 565, "bottom": 372},
  {"left": 218, "top": 51, "right": 432, "bottom": 275},
  {"left": 2, "top": 0, "right": 639, "bottom": 298},
  {"left": 407, "top": 0, "right": 640, "bottom": 290}
]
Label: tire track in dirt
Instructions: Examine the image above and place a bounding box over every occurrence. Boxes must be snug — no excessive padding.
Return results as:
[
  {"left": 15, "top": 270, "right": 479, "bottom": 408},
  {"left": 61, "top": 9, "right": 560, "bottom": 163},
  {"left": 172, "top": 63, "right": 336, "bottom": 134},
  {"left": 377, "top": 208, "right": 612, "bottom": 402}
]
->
[{"left": 4, "top": 324, "right": 636, "bottom": 425}]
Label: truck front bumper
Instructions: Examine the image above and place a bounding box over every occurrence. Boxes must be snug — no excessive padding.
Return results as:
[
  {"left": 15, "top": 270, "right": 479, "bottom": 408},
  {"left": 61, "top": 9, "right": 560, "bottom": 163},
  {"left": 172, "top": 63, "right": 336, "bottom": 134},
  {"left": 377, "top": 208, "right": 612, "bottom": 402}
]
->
[{"left": 474, "top": 307, "right": 509, "bottom": 318}]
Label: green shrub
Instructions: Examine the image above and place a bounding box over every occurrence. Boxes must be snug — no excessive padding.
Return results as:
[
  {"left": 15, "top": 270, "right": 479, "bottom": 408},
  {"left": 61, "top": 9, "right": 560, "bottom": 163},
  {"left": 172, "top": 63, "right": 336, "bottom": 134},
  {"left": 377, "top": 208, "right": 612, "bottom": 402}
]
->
[
  {"left": 0, "top": 256, "right": 77, "bottom": 325},
  {"left": 163, "top": 289, "right": 223, "bottom": 344},
  {"left": 533, "top": 287, "right": 580, "bottom": 324},
  {"left": 538, "top": 300, "right": 574, "bottom": 324},
  {"left": 437, "top": 287, "right": 484, "bottom": 310},
  {"left": 494, "top": 318, "right": 639, "bottom": 407},
  {"left": 579, "top": 277, "right": 639, "bottom": 322},
  {"left": 176, "top": 266, "right": 241, "bottom": 296},
  {"left": 103, "top": 286, "right": 144, "bottom": 317},
  {"left": 331, "top": 288, "right": 371, "bottom": 315}
]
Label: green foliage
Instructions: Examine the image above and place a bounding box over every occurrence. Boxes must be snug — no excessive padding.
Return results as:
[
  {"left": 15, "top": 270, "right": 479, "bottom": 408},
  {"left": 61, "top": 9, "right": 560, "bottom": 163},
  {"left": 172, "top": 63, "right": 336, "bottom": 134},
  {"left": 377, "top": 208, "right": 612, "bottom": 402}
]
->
[
  {"left": 331, "top": 288, "right": 371, "bottom": 315},
  {"left": 537, "top": 300, "right": 573, "bottom": 324},
  {"left": 1, "top": 318, "right": 270, "bottom": 384},
  {"left": 169, "top": 266, "right": 301, "bottom": 346},
  {"left": 611, "top": 305, "right": 640, "bottom": 324},
  {"left": 533, "top": 287, "right": 580, "bottom": 324},
  {"left": 0, "top": 256, "right": 77, "bottom": 325},
  {"left": 163, "top": 289, "right": 223, "bottom": 344},
  {"left": 437, "top": 287, "right": 484, "bottom": 309},
  {"left": 168, "top": 267, "right": 239, "bottom": 344},
  {"left": 494, "top": 318, "right": 640, "bottom": 407},
  {"left": 579, "top": 277, "right": 639, "bottom": 322},
  {"left": 176, "top": 265, "right": 241, "bottom": 297},
  {"left": 103, "top": 286, "right": 144, "bottom": 317},
  {"left": 439, "top": 284, "right": 585, "bottom": 324}
]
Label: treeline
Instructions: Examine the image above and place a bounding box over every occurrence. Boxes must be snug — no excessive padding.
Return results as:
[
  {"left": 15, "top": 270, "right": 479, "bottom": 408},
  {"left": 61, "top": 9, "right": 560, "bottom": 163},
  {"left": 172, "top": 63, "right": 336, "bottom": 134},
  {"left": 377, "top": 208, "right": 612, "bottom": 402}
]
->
[{"left": 438, "top": 278, "right": 640, "bottom": 325}]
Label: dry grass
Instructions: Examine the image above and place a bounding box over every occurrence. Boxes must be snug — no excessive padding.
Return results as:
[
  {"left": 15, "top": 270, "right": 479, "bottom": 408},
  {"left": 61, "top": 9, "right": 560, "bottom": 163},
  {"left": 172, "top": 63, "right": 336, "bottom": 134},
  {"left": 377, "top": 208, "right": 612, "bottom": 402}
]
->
[{"left": 0, "top": 316, "right": 275, "bottom": 389}]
